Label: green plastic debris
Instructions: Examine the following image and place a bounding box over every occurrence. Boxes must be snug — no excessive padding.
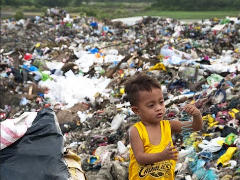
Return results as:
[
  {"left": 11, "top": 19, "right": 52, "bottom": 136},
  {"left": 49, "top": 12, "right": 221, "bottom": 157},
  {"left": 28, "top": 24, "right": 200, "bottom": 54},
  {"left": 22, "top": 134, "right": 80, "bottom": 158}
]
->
[
  {"left": 66, "top": 22, "right": 72, "bottom": 28},
  {"left": 220, "top": 18, "right": 230, "bottom": 25},
  {"left": 225, "top": 133, "right": 237, "bottom": 146},
  {"left": 206, "top": 74, "right": 223, "bottom": 87},
  {"left": 41, "top": 72, "right": 52, "bottom": 81}
]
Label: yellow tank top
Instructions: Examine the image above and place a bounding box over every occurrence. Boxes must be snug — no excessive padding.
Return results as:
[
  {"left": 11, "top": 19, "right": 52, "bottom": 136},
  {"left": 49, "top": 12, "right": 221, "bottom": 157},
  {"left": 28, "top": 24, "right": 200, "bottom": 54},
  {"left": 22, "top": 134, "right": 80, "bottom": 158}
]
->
[{"left": 129, "top": 120, "right": 176, "bottom": 180}]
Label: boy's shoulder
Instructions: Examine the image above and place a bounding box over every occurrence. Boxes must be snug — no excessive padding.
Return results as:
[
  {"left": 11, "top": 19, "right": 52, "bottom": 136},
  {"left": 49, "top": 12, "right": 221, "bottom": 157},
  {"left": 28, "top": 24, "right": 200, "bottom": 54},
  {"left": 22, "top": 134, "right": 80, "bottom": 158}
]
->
[
  {"left": 129, "top": 121, "right": 141, "bottom": 131},
  {"left": 130, "top": 121, "right": 146, "bottom": 132}
]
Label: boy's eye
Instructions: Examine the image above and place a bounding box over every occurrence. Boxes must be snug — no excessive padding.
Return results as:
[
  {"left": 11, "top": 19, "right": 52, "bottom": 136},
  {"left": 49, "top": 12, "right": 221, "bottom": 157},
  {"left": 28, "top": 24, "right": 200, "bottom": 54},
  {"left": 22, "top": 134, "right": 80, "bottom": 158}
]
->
[
  {"left": 159, "top": 101, "right": 164, "bottom": 104},
  {"left": 147, "top": 104, "right": 154, "bottom": 108}
]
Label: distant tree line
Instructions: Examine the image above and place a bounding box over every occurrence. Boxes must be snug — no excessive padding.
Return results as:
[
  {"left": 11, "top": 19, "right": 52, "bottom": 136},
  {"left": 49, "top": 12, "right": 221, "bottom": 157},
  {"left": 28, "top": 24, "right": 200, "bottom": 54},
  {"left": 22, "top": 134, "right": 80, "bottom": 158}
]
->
[
  {"left": 153, "top": 0, "right": 240, "bottom": 10},
  {"left": 1, "top": 0, "right": 148, "bottom": 7},
  {"left": 2, "top": 0, "right": 240, "bottom": 10},
  {"left": 2, "top": 0, "right": 71, "bottom": 7}
]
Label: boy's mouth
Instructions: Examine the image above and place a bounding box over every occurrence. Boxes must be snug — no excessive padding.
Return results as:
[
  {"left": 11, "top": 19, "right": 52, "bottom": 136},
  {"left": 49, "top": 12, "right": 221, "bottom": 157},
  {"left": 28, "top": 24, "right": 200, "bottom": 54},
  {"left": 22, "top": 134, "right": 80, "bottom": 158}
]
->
[{"left": 156, "top": 113, "right": 163, "bottom": 118}]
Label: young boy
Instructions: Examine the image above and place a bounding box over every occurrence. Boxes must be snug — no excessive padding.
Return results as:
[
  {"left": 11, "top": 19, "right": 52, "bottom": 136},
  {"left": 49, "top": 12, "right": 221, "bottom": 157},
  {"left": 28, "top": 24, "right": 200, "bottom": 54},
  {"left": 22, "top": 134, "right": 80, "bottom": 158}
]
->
[{"left": 125, "top": 73, "right": 203, "bottom": 180}]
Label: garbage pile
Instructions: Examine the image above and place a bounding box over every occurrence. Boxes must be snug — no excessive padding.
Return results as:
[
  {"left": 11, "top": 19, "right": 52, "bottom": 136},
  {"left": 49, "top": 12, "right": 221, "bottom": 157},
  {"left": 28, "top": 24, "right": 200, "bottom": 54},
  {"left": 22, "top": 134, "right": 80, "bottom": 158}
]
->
[{"left": 1, "top": 8, "right": 240, "bottom": 180}]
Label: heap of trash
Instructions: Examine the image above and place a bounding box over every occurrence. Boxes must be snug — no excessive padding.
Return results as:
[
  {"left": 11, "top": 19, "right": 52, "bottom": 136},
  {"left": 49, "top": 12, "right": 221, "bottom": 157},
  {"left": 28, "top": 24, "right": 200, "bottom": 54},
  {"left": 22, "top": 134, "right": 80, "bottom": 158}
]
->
[{"left": 1, "top": 8, "right": 240, "bottom": 180}]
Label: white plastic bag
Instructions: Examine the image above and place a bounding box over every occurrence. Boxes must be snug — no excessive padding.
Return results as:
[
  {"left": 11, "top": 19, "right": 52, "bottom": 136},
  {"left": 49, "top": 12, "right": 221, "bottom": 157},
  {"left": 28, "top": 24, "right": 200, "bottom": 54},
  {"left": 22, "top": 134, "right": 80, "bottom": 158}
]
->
[{"left": 0, "top": 112, "right": 37, "bottom": 150}]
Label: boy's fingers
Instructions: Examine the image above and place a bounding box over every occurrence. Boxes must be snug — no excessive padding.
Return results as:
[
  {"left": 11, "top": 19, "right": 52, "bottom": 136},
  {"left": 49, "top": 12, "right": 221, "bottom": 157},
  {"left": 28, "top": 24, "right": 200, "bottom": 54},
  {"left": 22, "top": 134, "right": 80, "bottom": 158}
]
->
[
  {"left": 170, "top": 154, "right": 178, "bottom": 160},
  {"left": 169, "top": 146, "right": 177, "bottom": 151},
  {"left": 171, "top": 151, "right": 178, "bottom": 156},
  {"left": 172, "top": 153, "right": 178, "bottom": 160},
  {"left": 166, "top": 142, "right": 171, "bottom": 148},
  {"left": 173, "top": 154, "right": 178, "bottom": 158}
]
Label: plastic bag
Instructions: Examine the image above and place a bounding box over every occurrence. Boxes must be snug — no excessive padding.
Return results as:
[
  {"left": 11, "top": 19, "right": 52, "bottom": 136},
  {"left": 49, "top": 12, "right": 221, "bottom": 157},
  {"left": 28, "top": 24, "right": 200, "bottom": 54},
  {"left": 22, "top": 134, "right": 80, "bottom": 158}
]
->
[
  {"left": 0, "top": 108, "right": 69, "bottom": 180},
  {"left": 64, "top": 150, "right": 86, "bottom": 180},
  {"left": 0, "top": 112, "right": 37, "bottom": 150}
]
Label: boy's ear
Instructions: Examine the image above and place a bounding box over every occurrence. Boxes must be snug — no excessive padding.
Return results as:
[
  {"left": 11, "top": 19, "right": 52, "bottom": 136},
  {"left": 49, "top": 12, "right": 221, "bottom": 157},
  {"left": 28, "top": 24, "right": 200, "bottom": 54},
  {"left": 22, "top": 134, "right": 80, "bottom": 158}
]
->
[{"left": 131, "top": 106, "right": 139, "bottom": 115}]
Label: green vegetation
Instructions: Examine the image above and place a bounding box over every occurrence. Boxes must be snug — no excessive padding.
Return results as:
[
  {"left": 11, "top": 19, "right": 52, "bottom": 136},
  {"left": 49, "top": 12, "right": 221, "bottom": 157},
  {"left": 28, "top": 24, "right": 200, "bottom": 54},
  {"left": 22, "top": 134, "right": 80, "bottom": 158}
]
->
[
  {"left": 153, "top": 0, "right": 240, "bottom": 11},
  {"left": 64, "top": 3, "right": 149, "bottom": 19},
  {"left": 1, "top": 1, "right": 240, "bottom": 20},
  {"left": 2, "top": 0, "right": 240, "bottom": 11},
  {"left": 14, "top": 10, "right": 24, "bottom": 20},
  {"left": 137, "top": 11, "right": 240, "bottom": 19}
]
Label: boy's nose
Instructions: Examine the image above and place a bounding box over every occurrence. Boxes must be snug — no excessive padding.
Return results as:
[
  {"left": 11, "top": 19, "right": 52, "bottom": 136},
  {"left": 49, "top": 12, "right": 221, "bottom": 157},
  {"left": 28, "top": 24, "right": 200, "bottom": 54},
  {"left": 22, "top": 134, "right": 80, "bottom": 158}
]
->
[{"left": 155, "top": 104, "right": 163, "bottom": 111}]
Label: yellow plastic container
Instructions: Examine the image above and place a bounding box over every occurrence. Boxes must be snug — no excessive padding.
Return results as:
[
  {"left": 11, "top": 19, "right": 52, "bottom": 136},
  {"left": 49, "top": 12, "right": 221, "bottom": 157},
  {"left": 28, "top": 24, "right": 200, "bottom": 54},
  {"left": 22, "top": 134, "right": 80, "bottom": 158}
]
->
[{"left": 217, "top": 147, "right": 237, "bottom": 167}]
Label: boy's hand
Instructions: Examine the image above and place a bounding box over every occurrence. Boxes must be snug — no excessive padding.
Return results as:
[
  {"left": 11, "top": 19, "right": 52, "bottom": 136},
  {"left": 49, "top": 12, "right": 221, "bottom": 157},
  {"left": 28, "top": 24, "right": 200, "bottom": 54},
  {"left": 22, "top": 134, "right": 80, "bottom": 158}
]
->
[
  {"left": 183, "top": 104, "right": 201, "bottom": 117},
  {"left": 161, "top": 142, "right": 178, "bottom": 161}
]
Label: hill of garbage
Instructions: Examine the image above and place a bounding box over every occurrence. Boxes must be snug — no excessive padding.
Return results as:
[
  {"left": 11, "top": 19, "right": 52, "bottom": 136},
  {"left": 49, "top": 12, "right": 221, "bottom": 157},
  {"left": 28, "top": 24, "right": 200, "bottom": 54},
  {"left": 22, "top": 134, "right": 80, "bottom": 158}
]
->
[{"left": 1, "top": 8, "right": 240, "bottom": 180}]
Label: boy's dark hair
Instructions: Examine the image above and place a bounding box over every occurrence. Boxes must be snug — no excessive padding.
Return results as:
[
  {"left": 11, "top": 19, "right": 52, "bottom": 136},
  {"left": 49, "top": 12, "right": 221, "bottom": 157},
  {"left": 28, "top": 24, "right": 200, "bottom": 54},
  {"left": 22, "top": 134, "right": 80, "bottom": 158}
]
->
[{"left": 124, "top": 73, "right": 161, "bottom": 106}]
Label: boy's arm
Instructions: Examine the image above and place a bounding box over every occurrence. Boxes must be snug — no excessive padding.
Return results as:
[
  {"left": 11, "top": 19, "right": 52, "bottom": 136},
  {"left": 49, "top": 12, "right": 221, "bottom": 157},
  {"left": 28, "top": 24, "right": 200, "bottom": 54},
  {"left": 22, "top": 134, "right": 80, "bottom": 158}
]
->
[
  {"left": 130, "top": 126, "right": 178, "bottom": 165},
  {"left": 170, "top": 104, "right": 203, "bottom": 134}
]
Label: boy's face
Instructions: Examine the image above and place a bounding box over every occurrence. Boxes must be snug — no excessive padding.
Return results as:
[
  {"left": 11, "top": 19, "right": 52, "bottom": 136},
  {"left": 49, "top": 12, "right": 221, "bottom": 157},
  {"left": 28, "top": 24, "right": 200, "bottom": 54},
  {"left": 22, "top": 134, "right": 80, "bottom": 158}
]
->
[{"left": 132, "top": 87, "right": 166, "bottom": 125}]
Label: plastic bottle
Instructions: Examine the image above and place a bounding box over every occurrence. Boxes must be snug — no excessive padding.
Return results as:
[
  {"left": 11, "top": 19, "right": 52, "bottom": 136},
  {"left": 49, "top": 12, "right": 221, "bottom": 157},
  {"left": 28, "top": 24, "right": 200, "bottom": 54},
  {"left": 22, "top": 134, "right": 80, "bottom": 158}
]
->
[
  {"left": 111, "top": 114, "right": 126, "bottom": 131},
  {"left": 117, "top": 141, "right": 128, "bottom": 154}
]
